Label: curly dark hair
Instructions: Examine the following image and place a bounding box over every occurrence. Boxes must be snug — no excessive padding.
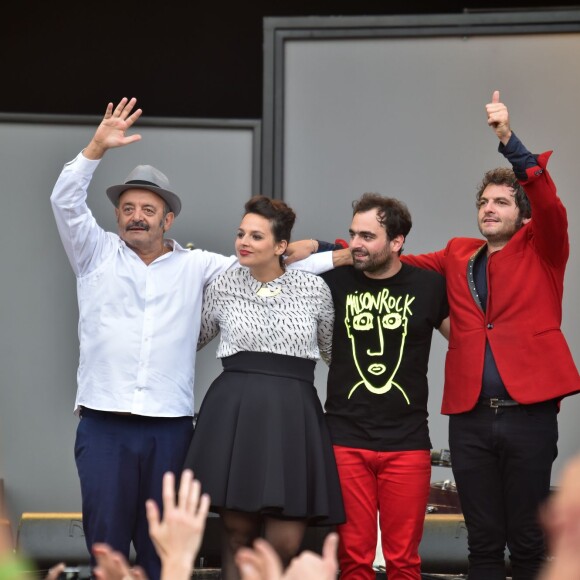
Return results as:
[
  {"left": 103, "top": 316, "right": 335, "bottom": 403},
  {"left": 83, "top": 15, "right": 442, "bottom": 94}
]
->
[
  {"left": 352, "top": 193, "right": 412, "bottom": 254},
  {"left": 476, "top": 167, "right": 531, "bottom": 223}
]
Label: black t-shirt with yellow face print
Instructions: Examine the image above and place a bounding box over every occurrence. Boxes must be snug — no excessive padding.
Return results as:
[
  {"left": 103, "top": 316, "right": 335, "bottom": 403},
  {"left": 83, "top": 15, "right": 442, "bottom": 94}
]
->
[{"left": 322, "top": 263, "right": 448, "bottom": 451}]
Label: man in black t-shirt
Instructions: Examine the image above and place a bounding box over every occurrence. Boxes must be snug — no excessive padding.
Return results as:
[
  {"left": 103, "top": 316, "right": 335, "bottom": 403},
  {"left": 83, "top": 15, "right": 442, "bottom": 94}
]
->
[{"left": 321, "top": 193, "right": 449, "bottom": 580}]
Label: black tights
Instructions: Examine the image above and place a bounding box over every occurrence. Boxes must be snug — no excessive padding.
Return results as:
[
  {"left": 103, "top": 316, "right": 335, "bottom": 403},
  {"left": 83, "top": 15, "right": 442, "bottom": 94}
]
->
[{"left": 220, "top": 509, "right": 307, "bottom": 580}]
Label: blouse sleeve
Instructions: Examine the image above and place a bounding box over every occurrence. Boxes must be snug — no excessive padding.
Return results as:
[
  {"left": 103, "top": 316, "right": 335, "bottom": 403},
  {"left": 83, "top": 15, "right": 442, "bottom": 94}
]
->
[
  {"left": 316, "top": 279, "right": 335, "bottom": 365},
  {"left": 197, "top": 281, "right": 221, "bottom": 350}
]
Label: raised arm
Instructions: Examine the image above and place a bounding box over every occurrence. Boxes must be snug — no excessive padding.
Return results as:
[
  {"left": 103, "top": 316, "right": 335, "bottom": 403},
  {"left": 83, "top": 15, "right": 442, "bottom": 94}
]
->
[
  {"left": 487, "top": 90, "right": 537, "bottom": 179},
  {"left": 50, "top": 97, "right": 142, "bottom": 277},
  {"left": 488, "top": 91, "right": 568, "bottom": 265}
]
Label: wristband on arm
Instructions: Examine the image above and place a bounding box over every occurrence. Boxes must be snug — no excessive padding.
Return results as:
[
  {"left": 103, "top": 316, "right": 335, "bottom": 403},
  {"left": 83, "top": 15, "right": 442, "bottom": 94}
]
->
[{"left": 315, "top": 239, "right": 348, "bottom": 253}]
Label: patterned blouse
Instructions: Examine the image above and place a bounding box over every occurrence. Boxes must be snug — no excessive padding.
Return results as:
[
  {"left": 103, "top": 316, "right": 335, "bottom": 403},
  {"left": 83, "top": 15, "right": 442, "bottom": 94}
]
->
[{"left": 198, "top": 267, "right": 334, "bottom": 364}]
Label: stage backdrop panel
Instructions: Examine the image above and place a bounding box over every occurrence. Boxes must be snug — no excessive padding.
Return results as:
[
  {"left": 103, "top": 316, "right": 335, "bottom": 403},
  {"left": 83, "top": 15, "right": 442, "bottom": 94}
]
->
[
  {"left": 263, "top": 10, "right": 580, "bottom": 483},
  {"left": 0, "top": 114, "right": 259, "bottom": 527}
]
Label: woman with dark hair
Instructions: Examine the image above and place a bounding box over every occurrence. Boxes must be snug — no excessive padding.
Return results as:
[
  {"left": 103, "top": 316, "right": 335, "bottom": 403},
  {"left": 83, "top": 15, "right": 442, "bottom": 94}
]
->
[{"left": 183, "top": 195, "right": 344, "bottom": 579}]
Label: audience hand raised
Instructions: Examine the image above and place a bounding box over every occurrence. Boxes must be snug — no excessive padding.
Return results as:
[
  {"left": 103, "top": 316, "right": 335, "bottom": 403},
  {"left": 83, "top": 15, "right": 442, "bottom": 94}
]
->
[
  {"left": 146, "top": 469, "right": 210, "bottom": 580},
  {"left": 237, "top": 532, "right": 339, "bottom": 580},
  {"left": 92, "top": 543, "right": 148, "bottom": 580}
]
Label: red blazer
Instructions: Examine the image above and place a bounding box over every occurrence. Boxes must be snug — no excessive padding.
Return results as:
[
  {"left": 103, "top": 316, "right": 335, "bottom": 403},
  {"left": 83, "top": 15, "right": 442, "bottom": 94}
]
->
[{"left": 403, "top": 152, "right": 580, "bottom": 414}]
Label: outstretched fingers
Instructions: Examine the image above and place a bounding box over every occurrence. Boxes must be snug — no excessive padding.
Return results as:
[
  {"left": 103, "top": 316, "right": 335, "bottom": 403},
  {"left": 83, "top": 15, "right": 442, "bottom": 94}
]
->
[
  {"left": 84, "top": 97, "right": 142, "bottom": 159},
  {"left": 116, "top": 97, "right": 142, "bottom": 128},
  {"left": 173, "top": 469, "right": 210, "bottom": 520},
  {"left": 147, "top": 470, "right": 211, "bottom": 572}
]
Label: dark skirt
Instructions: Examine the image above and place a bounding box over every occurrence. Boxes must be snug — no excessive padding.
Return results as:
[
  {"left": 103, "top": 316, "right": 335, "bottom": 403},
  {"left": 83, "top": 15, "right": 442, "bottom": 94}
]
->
[{"left": 184, "top": 351, "right": 345, "bottom": 525}]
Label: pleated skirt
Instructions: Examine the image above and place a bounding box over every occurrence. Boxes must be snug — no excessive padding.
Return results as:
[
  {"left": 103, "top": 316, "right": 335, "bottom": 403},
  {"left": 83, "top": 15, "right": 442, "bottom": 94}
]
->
[{"left": 184, "top": 351, "right": 345, "bottom": 525}]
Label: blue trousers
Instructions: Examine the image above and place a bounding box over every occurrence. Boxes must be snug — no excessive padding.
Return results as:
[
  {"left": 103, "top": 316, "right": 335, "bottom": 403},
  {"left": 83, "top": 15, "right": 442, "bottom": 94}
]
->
[
  {"left": 75, "top": 408, "right": 194, "bottom": 580},
  {"left": 449, "top": 400, "right": 558, "bottom": 580}
]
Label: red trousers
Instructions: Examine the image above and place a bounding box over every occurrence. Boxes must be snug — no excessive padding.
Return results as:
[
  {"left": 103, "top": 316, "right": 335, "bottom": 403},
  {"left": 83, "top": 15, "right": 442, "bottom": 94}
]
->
[{"left": 333, "top": 446, "right": 431, "bottom": 580}]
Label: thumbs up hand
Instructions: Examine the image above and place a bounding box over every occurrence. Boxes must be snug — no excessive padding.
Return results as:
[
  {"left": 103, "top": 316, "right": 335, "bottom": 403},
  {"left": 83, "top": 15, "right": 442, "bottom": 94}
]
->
[{"left": 485, "top": 90, "right": 512, "bottom": 145}]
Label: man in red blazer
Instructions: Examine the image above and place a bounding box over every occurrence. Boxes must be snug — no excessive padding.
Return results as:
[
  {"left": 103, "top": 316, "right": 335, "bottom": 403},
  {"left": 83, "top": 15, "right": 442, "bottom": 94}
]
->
[{"left": 402, "top": 91, "right": 580, "bottom": 580}]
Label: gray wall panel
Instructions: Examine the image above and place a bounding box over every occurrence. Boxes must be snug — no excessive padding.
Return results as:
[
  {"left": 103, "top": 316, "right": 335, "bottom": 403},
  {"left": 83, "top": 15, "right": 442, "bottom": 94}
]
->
[
  {"left": 0, "top": 117, "right": 258, "bottom": 528},
  {"left": 273, "top": 20, "right": 580, "bottom": 484}
]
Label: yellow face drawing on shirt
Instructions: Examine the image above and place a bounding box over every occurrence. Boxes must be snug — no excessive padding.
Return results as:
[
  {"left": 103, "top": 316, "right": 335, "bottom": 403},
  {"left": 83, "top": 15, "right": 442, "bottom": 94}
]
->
[{"left": 344, "top": 288, "right": 414, "bottom": 403}]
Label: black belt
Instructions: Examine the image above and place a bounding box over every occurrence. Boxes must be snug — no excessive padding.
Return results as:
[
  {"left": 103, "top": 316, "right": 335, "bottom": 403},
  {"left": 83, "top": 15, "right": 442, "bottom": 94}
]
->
[
  {"left": 478, "top": 398, "right": 519, "bottom": 408},
  {"left": 80, "top": 407, "right": 191, "bottom": 420}
]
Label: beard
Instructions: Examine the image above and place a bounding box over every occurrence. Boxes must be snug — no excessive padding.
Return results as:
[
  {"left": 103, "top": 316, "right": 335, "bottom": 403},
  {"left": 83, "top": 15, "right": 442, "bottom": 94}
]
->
[
  {"left": 478, "top": 220, "right": 522, "bottom": 245},
  {"left": 351, "top": 246, "right": 393, "bottom": 274}
]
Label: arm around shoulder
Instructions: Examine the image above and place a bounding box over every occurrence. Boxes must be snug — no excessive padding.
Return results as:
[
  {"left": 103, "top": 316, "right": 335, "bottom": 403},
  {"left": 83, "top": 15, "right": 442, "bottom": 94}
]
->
[{"left": 286, "top": 250, "right": 334, "bottom": 274}]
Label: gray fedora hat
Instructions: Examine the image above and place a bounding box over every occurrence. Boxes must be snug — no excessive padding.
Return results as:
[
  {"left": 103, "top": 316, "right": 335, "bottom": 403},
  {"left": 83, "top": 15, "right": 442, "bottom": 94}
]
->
[{"left": 106, "top": 165, "right": 182, "bottom": 217}]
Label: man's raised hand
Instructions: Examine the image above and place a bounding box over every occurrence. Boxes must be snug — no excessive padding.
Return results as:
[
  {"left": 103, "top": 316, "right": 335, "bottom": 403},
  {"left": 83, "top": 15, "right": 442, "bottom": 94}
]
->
[
  {"left": 84, "top": 97, "right": 143, "bottom": 160},
  {"left": 485, "top": 90, "right": 512, "bottom": 145}
]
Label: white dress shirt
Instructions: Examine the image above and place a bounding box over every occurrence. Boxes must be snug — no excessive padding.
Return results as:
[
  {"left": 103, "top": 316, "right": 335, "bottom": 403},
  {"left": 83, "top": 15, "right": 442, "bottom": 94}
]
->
[{"left": 51, "top": 152, "right": 334, "bottom": 417}]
